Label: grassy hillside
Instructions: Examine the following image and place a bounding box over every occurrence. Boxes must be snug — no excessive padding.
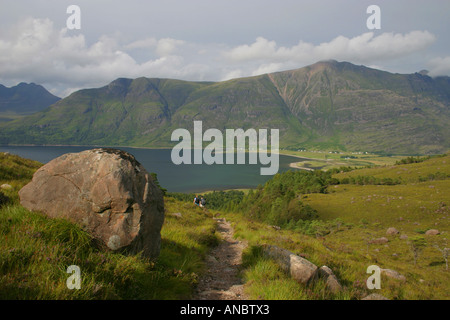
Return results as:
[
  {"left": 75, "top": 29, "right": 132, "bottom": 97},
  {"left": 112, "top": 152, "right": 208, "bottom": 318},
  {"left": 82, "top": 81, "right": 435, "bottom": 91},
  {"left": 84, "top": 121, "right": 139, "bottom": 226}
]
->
[
  {"left": 218, "top": 153, "right": 449, "bottom": 299},
  {"left": 0, "top": 152, "right": 219, "bottom": 299}
]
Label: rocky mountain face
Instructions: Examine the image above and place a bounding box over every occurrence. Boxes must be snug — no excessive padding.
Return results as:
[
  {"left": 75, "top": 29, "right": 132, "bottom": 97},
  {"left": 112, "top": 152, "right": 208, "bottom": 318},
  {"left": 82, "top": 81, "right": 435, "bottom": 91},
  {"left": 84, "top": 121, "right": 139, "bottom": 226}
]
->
[{"left": 1, "top": 61, "right": 449, "bottom": 154}]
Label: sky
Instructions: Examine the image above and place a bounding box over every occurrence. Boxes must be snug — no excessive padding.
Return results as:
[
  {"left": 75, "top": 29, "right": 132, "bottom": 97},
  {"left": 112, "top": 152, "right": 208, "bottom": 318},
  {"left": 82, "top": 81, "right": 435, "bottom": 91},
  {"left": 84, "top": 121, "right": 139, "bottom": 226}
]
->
[{"left": 0, "top": 0, "right": 449, "bottom": 97}]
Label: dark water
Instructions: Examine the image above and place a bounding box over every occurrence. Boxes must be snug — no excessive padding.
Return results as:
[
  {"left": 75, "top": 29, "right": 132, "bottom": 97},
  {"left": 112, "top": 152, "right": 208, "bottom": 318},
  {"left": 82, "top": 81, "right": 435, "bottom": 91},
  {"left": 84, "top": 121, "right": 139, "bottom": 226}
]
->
[{"left": 0, "top": 145, "right": 305, "bottom": 193}]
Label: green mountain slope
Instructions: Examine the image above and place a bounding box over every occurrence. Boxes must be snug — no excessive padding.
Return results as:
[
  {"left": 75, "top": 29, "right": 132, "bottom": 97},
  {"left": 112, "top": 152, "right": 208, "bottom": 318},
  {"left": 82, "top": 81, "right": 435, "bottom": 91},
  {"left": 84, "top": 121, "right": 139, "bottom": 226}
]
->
[{"left": 1, "top": 61, "right": 449, "bottom": 154}]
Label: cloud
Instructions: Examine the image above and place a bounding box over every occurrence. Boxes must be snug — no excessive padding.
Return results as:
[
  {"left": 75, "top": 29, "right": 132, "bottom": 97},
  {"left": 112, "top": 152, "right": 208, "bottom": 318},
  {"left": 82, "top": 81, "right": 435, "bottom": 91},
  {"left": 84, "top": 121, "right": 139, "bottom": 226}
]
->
[
  {"left": 0, "top": 16, "right": 443, "bottom": 98},
  {"left": 224, "top": 31, "right": 437, "bottom": 74},
  {"left": 0, "top": 17, "right": 207, "bottom": 97},
  {"left": 427, "top": 56, "right": 450, "bottom": 77}
]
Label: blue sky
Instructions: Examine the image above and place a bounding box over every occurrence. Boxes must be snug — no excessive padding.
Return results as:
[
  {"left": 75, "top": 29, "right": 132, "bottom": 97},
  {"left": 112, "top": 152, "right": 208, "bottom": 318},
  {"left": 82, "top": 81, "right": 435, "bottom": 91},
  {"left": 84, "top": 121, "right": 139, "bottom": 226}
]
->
[{"left": 1, "top": 0, "right": 449, "bottom": 97}]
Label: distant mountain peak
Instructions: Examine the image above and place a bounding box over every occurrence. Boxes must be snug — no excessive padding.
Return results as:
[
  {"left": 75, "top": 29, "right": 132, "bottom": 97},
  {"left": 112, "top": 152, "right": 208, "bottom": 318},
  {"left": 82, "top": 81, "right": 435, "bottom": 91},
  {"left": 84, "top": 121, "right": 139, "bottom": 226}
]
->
[{"left": 0, "top": 82, "right": 60, "bottom": 115}]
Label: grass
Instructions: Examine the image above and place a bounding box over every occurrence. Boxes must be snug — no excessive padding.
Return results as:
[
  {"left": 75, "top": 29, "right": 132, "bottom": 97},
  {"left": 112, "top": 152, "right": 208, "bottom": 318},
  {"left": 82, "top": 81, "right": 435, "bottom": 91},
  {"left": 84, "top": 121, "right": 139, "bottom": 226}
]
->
[{"left": 0, "top": 152, "right": 219, "bottom": 300}]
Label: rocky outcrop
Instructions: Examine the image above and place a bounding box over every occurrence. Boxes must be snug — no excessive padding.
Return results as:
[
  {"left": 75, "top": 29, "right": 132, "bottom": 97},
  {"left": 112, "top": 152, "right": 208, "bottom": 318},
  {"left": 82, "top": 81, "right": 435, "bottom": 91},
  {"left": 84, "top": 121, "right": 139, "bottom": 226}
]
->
[{"left": 19, "top": 148, "right": 165, "bottom": 259}]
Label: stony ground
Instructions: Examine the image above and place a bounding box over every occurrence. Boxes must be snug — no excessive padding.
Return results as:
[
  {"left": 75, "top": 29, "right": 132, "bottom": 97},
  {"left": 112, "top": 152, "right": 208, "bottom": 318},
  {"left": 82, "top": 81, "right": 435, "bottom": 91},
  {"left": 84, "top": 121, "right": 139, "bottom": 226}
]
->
[{"left": 193, "top": 217, "right": 249, "bottom": 300}]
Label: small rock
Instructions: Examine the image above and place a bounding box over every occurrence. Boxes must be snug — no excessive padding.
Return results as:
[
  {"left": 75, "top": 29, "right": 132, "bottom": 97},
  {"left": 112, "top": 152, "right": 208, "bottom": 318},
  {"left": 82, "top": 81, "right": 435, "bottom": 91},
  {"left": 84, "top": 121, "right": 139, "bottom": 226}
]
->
[
  {"left": 315, "top": 266, "right": 342, "bottom": 293},
  {"left": 1, "top": 184, "right": 12, "bottom": 190},
  {"left": 425, "top": 229, "right": 440, "bottom": 235},
  {"left": 171, "top": 212, "right": 183, "bottom": 218},
  {"left": 386, "top": 227, "right": 399, "bottom": 236},
  {"left": 381, "top": 269, "right": 406, "bottom": 281},
  {"left": 369, "top": 237, "right": 389, "bottom": 244},
  {"left": 399, "top": 234, "right": 408, "bottom": 240}
]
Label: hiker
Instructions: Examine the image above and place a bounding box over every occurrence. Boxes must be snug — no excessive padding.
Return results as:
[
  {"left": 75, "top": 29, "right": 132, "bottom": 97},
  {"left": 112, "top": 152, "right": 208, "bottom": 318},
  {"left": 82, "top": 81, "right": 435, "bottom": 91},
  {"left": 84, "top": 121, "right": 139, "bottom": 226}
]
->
[
  {"left": 200, "top": 196, "right": 206, "bottom": 208},
  {"left": 193, "top": 195, "right": 200, "bottom": 206}
]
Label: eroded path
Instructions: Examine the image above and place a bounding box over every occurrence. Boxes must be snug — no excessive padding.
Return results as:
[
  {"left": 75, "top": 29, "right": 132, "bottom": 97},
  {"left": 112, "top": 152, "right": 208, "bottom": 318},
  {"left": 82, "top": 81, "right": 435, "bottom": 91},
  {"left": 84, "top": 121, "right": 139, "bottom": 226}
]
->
[{"left": 193, "top": 217, "right": 249, "bottom": 300}]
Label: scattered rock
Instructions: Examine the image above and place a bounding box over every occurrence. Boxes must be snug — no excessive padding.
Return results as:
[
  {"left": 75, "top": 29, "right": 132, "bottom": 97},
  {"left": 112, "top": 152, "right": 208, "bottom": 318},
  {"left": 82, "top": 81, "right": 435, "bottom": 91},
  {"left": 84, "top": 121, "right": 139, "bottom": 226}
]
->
[
  {"left": 381, "top": 269, "right": 406, "bottom": 282},
  {"left": 263, "top": 245, "right": 318, "bottom": 285},
  {"left": 314, "top": 266, "right": 342, "bottom": 293},
  {"left": 1, "top": 184, "right": 12, "bottom": 190},
  {"left": 425, "top": 229, "right": 440, "bottom": 235},
  {"left": 386, "top": 227, "right": 399, "bottom": 236},
  {"left": 19, "top": 148, "right": 165, "bottom": 259},
  {"left": 369, "top": 237, "right": 389, "bottom": 244},
  {"left": 170, "top": 212, "right": 183, "bottom": 219},
  {"left": 362, "top": 293, "right": 389, "bottom": 300},
  {"left": 399, "top": 234, "right": 408, "bottom": 240}
]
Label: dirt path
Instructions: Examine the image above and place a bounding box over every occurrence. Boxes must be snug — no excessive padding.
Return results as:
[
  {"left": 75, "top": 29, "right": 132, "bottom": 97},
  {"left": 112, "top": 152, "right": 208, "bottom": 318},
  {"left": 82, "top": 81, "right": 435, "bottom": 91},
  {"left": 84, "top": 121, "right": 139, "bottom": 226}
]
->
[{"left": 193, "top": 217, "right": 249, "bottom": 300}]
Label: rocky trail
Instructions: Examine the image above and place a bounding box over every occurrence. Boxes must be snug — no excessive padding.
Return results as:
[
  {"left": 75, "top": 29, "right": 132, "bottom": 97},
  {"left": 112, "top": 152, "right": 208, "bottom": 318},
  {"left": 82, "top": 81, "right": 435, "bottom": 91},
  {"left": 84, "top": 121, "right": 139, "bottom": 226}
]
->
[{"left": 193, "top": 217, "right": 249, "bottom": 300}]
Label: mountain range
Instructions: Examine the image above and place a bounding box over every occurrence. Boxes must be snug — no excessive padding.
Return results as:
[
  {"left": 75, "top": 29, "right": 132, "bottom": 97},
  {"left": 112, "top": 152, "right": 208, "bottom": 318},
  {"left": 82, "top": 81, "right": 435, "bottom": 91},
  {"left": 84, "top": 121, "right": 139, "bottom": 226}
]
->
[
  {"left": 1, "top": 60, "right": 449, "bottom": 154},
  {"left": 0, "top": 82, "right": 60, "bottom": 116}
]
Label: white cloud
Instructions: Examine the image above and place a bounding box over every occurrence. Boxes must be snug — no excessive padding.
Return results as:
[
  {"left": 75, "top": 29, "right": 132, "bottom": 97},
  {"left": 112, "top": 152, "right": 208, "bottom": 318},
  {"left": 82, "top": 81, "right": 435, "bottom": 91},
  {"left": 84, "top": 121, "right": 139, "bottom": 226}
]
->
[
  {"left": 224, "top": 31, "right": 437, "bottom": 76},
  {"left": 427, "top": 56, "right": 450, "bottom": 77},
  {"left": 0, "top": 16, "right": 444, "bottom": 98},
  {"left": 0, "top": 17, "right": 208, "bottom": 97},
  {"left": 155, "top": 38, "right": 185, "bottom": 57}
]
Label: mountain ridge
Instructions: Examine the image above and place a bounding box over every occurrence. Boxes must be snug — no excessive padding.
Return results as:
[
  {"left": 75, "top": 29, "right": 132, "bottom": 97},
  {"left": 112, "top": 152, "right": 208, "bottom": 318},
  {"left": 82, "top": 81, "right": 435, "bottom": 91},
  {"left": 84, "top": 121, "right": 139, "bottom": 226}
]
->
[
  {"left": 0, "top": 61, "right": 449, "bottom": 154},
  {"left": 0, "top": 82, "right": 61, "bottom": 115}
]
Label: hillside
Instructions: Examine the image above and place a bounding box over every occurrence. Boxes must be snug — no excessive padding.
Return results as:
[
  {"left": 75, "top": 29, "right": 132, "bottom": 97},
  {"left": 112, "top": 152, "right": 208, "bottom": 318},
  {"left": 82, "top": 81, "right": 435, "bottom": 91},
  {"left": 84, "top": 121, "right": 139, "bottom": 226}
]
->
[
  {"left": 0, "top": 83, "right": 60, "bottom": 122},
  {"left": 1, "top": 151, "right": 449, "bottom": 300},
  {"left": 1, "top": 61, "right": 449, "bottom": 154},
  {"left": 217, "top": 153, "right": 449, "bottom": 299}
]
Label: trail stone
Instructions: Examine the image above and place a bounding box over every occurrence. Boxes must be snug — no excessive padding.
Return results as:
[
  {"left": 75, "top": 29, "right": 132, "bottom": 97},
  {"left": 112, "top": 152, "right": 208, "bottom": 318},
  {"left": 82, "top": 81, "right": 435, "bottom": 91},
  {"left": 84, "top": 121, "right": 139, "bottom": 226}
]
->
[
  {"left": 425, "top": 229, "right": 440, "bottom": 235},
  {"left": 19, "top": 148, "right": 165, "bottom": 259}
]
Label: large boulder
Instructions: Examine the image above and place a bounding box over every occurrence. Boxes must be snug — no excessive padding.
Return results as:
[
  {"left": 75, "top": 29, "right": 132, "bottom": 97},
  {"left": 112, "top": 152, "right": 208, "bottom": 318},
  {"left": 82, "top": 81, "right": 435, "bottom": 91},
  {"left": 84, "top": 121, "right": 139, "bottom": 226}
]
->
[{"left": 19, "top": 148, "right": 165, "bottom": 259}]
